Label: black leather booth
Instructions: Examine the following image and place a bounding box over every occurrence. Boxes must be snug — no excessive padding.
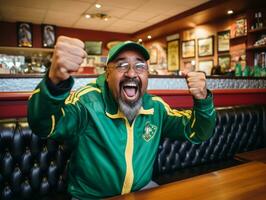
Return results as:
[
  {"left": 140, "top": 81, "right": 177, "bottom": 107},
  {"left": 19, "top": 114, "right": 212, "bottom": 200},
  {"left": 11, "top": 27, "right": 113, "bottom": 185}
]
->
[{"left": 1, "top": 105, "right": 265, "bottom": 200}]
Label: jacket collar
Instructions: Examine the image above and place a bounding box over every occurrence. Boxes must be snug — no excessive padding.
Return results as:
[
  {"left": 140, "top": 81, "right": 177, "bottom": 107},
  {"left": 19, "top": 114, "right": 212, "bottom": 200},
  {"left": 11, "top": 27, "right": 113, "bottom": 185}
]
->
[{"left": 96, "top": 74, "right": 154, "bottom": 119}]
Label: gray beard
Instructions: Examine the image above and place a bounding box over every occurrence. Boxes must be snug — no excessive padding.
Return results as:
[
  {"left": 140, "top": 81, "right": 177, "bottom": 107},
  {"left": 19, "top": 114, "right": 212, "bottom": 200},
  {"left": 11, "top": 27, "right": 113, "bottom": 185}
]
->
[{"left": 118, "top": 98, "right": 142, "bottom": 124}]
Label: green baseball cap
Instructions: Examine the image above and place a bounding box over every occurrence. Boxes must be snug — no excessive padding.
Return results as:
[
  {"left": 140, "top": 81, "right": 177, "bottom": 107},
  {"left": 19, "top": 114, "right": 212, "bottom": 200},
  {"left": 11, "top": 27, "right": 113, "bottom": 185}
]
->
[{"left": 106, "top": 41, "right": 150, "bottom": 64}]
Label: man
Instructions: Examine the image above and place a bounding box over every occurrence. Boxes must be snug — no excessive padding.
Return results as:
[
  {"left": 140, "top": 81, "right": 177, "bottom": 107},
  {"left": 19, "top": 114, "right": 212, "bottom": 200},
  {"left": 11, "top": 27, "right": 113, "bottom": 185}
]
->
[{"left": 28, "top": 36, "right": 216, "bottom": 199}]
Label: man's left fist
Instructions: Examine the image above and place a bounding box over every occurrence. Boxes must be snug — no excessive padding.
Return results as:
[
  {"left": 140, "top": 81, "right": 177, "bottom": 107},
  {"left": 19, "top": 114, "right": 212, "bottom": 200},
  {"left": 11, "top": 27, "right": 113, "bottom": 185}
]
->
[{"left": 186, "top": 72, "right": 207, "bottom": 99}]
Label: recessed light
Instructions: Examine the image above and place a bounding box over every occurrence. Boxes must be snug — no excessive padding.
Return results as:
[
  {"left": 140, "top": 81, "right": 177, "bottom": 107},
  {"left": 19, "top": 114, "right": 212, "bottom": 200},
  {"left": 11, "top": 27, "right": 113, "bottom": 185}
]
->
[
  {"left": 85, "top": 14, "right": 91, "bottom": 19},
  {"left": 138, "top": 38, "right": 142, "bottom": 42},
  {"left": 95, "top": 3, "right": 102, "bottom": 9},
  {"left": 147, "top": 35, "right": 152, "bottom": 39},
  {"left": 227, "top": 10, "right": 233, "bottom": 15},
  {"left": 104, "top": 17, "right": 108, "bottom": 21}
]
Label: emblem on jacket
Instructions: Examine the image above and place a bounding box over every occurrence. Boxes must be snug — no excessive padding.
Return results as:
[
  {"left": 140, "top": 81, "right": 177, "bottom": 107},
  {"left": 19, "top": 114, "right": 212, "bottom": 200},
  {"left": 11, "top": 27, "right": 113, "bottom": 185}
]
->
[{"left": 142, "top": 122, "right": 157, "bottom": 142}]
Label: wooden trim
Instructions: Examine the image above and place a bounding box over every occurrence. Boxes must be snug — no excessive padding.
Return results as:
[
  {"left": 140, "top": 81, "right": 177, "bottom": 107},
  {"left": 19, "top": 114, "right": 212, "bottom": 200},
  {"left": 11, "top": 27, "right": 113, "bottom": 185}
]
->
[{"left": 0, "top": 92, "right": 31, "bottom": 100}]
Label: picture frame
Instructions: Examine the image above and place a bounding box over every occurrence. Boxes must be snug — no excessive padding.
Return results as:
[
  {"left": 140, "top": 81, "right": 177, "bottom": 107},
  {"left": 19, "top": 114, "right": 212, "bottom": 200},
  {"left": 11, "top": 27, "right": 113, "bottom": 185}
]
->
[
  {"left": 235, "top": 18, "right": 247, "bottom": 37},
  {"left": 218, "top": 55, "right": 231, "bottom": 73},
  {"left": 198, "top": 60, "right": 213, "bottom": 75},
  {"left": 17, "top": 22, "right": 33, "bottom": 47},
  {"left": 42, "top": 24, "right": 56, "bottom": 48},
  {"left": 198, "top": 36, "right": 214, "bottom": 57},
  {"left": 85, "top": 41, "right": 103, "bottom": 55},
  {"left": 167, "top": 40, "right": 180, "bottom": 71},
  {"left": 217, "top": 30, "right": 230, "bottom": 53},
  {"left": 182, "top": 40, "right": 195, "bottom": 58},
  {"left": 87, "top": 56, "right": 96, "bottom": 66},
  {"left": 149, "top": 47, "right": 158, "bottom": 64}
]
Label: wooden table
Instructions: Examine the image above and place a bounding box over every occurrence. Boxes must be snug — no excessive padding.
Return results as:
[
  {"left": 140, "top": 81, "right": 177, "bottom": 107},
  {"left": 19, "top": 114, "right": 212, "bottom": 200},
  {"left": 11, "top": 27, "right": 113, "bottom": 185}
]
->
[
  {"left": 108, "top": 162, "right": 266, "bottom": 200},
  {"left": 235, "top": 148, "right": 266, "bottom": 163}
]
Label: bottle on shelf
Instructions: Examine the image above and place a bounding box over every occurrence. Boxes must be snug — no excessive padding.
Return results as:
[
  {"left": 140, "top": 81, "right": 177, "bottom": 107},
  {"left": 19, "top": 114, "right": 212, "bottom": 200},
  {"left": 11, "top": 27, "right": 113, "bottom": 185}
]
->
[
  {"left": 243, "top": 65, "right": 251, "bottom": 76},
  {"left": 258, "top": 12, "right": 263, "bottom": 28},
  {"left": 235, "top": 63, "right": 242, "bottom": 76},
  {"left": 252, "top": 11, "right": 264, "bottom": 30}
]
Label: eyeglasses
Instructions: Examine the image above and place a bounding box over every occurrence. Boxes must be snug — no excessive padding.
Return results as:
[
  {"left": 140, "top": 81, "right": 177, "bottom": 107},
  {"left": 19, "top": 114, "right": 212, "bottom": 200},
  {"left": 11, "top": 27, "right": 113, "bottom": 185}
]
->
[{"left": 112, "top": 61, "right": 148, "bottom": 73}]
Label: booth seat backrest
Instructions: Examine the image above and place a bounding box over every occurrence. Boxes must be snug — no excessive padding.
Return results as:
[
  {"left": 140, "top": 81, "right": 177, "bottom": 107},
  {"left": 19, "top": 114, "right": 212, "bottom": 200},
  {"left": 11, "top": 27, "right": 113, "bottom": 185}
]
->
[
  {"left": 154, "top": 105, "right": 266, "bottom": 176},
  {"left": 0, "top": 121, "right": 70, "bottom": 200},
  {"left": 0, "top": 105, "right": 265, "bottom": 199}
]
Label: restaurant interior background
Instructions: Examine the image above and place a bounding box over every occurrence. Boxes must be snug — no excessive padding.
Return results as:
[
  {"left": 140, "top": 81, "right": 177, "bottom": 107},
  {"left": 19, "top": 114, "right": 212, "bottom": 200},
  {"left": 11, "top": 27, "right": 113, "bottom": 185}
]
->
[{"left": 0, "top": 0, "right": 266, "bottom": 77}]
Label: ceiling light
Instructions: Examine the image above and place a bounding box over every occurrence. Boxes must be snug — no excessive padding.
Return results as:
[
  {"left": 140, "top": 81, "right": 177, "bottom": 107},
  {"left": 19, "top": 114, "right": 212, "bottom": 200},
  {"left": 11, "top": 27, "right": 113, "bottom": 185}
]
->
[
  {"left": 85, "top": 14, "right": 91, "bottom": 19},
  {"left": 84, "top": 13, "right": 110, "bottom": 20},
  {"left": 147, "top": 35, "right": 152, "bottom": 39},
  {"left": 227, "top": 10, "right": 233, "bottom": 15},
  {"left": 95, "top": 3, "right": 102, "bottom": 9},
  {"left": 138, "top": 38, "right": 142, "bottom": 42}
]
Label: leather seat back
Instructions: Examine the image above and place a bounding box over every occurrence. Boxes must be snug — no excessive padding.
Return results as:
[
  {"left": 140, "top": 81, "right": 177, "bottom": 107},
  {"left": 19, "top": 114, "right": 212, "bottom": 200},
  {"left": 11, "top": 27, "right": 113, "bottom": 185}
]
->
[
  {"left": 153, "top": 105, "right": 266, "bottom": 175},
  {"left": 1, "top": 105, "right": 265, "bottom": 199}
]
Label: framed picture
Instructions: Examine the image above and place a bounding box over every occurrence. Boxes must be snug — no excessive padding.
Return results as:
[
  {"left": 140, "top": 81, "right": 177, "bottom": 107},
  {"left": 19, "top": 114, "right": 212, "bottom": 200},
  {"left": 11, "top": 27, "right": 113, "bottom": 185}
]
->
[
  {"left": 167, "top": 40, "right": 179, "bottom": 71},
  {"left": 149, "top": 47, "right": 158, "bottom": 64},
  {"left": 235, "top": 18, "right": 247, "bottom": 37},
  {"left": 17, "top": 22, "right": 33, "bottom": 47},
  {"left": 198, "top": 36, "right": 214, "bottom": 57},
  {"left": 217, "top": 30, "right": 230, "bottom": 53},
  {"left": 198, "top": 60, "right": 213, "bottom": 75},
  {"left": 87, "top": 56, "right": 96, "bottom": 66},
  {"left": 85, "top": 41, "right": 102, "bottom": 55},
  {"left": 218, "top": 55, "right": 231, "bottom": 73},
  {"left": 42, "top": 24, "right": 56, "bottom": 48},
  {"left": 182, "top": 40, "right": 195, "bottom": 58}
]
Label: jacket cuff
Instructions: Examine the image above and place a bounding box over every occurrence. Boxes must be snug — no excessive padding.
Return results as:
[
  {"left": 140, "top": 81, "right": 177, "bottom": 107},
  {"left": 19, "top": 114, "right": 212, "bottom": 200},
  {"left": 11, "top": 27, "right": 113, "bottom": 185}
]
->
[
  {"left": 193, "top": 90, "right": 214, "bottom": 109},
  {"left": 38, "top": 75, "right": 74, "bottom": 102}
]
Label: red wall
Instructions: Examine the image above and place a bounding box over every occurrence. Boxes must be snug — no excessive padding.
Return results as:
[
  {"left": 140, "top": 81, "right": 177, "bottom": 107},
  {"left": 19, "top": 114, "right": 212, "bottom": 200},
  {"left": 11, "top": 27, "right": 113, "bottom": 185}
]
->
[
  {"left": 1, "top": 89, "right": 266, "bottom": 119},
  {"left": 0, "top": 21, "right": 132, "bottom": 55}
]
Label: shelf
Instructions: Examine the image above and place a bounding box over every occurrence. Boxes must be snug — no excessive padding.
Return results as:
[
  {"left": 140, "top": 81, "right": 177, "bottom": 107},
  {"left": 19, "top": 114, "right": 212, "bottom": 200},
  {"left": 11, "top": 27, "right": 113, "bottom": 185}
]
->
[
  {"left": 246, "top": 44, "right": 266, "bottom": 51},
  {"left": 248, "top": 27, "right": 266, "bottom": 33},
  {"left": 230, "top": 35, "right": 247, "bottom": 40},
  {"left": 0, "top": 46, "right": 54, "bottom": 56}
]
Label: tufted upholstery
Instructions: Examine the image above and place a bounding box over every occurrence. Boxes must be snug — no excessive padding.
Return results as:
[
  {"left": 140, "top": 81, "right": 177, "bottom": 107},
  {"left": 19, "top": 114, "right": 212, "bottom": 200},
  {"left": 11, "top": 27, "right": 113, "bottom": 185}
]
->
[
  {"left": 0, "top": 105, "right": 266, "bottom": 199},
  {"left": 0, "top": 121, "right": 71, "bottom": 200},
  {"left": 153, "top": 105, "right": 266, "bottom": 176}
]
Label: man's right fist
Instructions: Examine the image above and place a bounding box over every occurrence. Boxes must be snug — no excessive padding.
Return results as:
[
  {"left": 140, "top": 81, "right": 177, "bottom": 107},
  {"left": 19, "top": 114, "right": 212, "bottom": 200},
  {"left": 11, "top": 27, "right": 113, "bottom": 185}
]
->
[{"left": 49, "top": 36, "right": 87, "bottom": 84}]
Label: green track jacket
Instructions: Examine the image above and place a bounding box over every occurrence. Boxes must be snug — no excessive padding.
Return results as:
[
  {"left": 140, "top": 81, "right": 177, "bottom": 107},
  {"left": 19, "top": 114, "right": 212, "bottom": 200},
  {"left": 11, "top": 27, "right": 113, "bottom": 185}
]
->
[{"left": 28, "top": 74, "right": 216, "bottom": 199}]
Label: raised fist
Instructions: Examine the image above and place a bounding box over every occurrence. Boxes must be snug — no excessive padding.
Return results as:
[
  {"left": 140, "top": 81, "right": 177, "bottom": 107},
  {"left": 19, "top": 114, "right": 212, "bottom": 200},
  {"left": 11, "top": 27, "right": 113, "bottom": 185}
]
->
[
  {"left": 185, "top": 71, "right": 207, "bottom": 99},
  {"left": 49, "top": 36, "right": 87, "bottom": 84}
]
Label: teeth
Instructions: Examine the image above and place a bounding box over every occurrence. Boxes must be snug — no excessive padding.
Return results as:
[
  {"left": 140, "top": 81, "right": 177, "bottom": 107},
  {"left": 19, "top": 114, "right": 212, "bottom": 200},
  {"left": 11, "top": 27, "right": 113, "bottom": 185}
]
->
[{"left": 124, "top": 83, "right": 137, "bottom": 87}]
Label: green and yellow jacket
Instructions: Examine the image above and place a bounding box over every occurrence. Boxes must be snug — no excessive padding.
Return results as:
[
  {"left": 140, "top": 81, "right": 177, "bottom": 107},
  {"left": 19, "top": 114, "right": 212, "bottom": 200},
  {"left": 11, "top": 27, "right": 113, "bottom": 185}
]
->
[{"left": 28, "top": 74, "right": 216, "bottom": 199}]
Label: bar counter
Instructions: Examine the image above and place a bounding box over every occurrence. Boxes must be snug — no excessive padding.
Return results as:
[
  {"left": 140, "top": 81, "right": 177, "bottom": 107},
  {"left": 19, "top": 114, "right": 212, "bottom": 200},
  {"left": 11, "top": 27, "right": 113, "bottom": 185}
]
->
[
  {"left": 0, "top": 74, "right": 266, "bottom": 118},
  {"left": 107, "top": 161, "right": 266, "bottom": 200}
]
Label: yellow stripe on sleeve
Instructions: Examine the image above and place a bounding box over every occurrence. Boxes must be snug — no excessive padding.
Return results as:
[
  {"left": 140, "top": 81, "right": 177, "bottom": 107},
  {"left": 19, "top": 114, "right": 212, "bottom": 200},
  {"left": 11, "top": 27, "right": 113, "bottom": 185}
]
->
[
  {"left": 190, "top": 132, "right": 196, "bottom": 138},
  {"left": 152, "top": 97, "right": 191, "bottom": 118},
  {"left": 28, "top": 88, "right": 40, "bottom": 99},
  {"left": 61, "top": 107, "right": 65, "bottom": 116},
  {"left": 47, "top": 115, "right": 55, "bottom": 137},
  {"left": 65, "top": 87, "right": 101, "bottom": 105},
  {"left": 191, "top": 111, "right": 196, "bottom": 128}
]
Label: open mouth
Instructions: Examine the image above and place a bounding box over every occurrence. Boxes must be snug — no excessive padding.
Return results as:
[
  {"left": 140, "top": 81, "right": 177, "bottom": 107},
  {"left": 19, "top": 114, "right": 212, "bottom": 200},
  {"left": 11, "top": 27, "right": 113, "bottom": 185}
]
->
[{"left": 121, "top": 81, "right": 140, "bottom": 102}]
